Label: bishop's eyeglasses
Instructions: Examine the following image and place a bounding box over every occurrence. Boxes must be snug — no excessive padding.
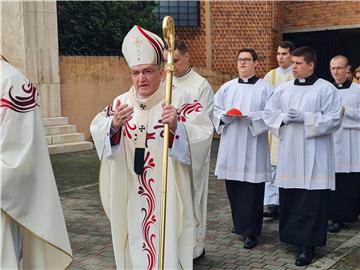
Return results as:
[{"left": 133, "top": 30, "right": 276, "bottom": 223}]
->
[{"left": 131, "top": 68, "right": 160, "bottom": 78}]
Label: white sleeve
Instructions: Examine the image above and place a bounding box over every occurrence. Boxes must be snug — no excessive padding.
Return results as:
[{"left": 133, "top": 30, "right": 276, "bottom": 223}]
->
[
  {"left": 90, "top": 113, "right": 122, "bottom": 159},
  {"left": 213, "top": 87, "right": 228, "bottom": 134},
  {"left": 249, "top": 82, "right": 273, "bottom": 136},
  {"left": 264, "top": 90, "right": 288, "bottom": 137},
  {"left": 304, "top": 88, "right": 342, "bottom": 138},
  {"left": 169, "top": 122, "right": 190, "bottom": 164},
  {"left": 198, "top": 80, "right": 214, "bottom": 118},
  {"left": 342, "top": 105, "right": 360, "bottom": 129}
]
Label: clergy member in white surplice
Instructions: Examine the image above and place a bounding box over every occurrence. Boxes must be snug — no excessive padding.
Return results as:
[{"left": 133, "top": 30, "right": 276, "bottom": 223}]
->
[
  {"left": 0, "top": 57, "right": 72, "bottom": 269},
  {"left": 262, "top": 41, "right": 295, "bottom": 219},
  {"left": 328, "top": 55, "right": 360, "bottom": 233},
  {"left": 213, "top": 48, "right": 272, "bottom": 250},
  {"left": 163, "top": 39, "right": 214, "bottom": 259},
  {"left": 264, "top": 47, "right": 342, "bottom": 267},
  {"left": 90, "top": 26, "right": 213, "bottom": 270}
]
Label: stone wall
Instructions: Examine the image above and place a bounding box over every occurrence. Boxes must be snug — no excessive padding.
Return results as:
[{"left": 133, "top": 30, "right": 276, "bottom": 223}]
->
[
  {"left": 1, "top": 1, "right": 61, "bottom": 117},
  {"left": 59, "top": 56, "right": 132, "bottom": 140}
]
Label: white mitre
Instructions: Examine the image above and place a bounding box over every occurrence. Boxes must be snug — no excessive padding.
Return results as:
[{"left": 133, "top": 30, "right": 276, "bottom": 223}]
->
[{"left": 122, "top": 25, "right": 164, "bottom": 67}]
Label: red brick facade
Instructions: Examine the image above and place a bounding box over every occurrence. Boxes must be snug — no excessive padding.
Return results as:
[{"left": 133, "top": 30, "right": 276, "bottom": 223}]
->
[
  {"left": 283, "top": 1, "right": 360, "bottom": 31},
  {"left": 176, "top": 1, "right": 359, "bottom": 90}
]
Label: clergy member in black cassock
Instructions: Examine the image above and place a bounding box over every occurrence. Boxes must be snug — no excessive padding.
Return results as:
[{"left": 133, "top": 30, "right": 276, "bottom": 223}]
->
[
  {"left": 213, "top": 48, "right": 272, "bottom": 249},
  {"left": 328, "top": 55, "right": 360, "bottom": 233},
  {"left": 264, "top": 47, "right": 342, "bottom": 266}
]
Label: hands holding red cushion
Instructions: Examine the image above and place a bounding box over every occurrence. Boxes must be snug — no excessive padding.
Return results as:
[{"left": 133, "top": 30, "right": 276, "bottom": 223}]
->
[{"left": 226, "top": 108, "right": 243, "bottom": 116}]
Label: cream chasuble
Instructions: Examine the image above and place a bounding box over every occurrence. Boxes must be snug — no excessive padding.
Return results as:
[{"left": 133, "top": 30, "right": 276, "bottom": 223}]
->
[
  {"left": 173, "top": 68, "right": 214, "bottom": 258},
  {"left": 90, "top": 83, "right": 213, "bottom": 270},
  {"left": 0, "top": 60, "right": 72, "bottom": 269}
]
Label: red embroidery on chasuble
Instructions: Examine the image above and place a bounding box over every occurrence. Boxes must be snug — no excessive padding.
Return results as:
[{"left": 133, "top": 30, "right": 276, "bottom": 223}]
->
[
  {"left": 145, "top": 132, "right": 156, "bottom": 148},
  {"left": 123, "top": 121, "right": 137, "bottom": 139},
  {"left": 154, "top": 119, "right": 165, "bottom": 138},
  {"left": 0, "top": 82, "right": 39, "bottom": 113},
  {"left": 138, "top": 150, "right": 156, "bottom": 270},
  {"left": 177, "top": 100, "right": 202, "bottom": 122}
]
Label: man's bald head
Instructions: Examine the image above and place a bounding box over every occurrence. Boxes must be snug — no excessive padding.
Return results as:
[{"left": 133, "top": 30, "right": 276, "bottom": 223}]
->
[
  {"left": 331, "top": 55, "right": 349, "bottom": 66},
  {"left": 330, "top": 55, "right": 350, "bottom": 84}
]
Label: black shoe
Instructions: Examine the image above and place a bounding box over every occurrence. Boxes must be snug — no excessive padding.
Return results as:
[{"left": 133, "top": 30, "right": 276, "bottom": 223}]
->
[
  {"left": 295, "top": 247, "right": 314, "bottom": 266},
  {"left": 328, "top": 221, "right": 345, "bottom": 233},
  {"left": 243, "top": 236, "right": 257, "bottom": 249},
  {"left": 193, "top": 249, "right": 205, "bottom": 261},
  {"left": 231, "top": 227, "right": 240, "bottom": 235},
  {"left": 263, "top": 205, "right": 280, "bottom": 218}
]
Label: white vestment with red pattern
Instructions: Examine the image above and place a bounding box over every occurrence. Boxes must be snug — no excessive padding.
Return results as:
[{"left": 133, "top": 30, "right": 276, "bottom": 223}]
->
[
  {"left": 0, "top": 60, "right": 72, "bottom": 269},
  {"left": 90, "top": 83, "right": 213, "bottom": 269},
  {"left": 173, "top": 68, "right": 214, "bottom": 258}
]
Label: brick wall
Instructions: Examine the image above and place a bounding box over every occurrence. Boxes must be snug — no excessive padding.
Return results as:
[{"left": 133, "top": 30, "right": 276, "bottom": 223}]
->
[
  {"left": 175, "top": 1, "right": 359, "bottom": 90},
  {"left": 283, "top": 1, "right": 360, "bottom": 31},
  {"left": 176, "top": 1, "right": 207, "bottom": 69},
  {"left": 177, "top": 1, "right": 284, "bottom": 89}
]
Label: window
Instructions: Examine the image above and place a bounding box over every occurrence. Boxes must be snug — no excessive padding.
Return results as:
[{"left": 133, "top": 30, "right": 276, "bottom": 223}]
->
[{"left": 153, "top": 1, "right": 199, "bottom": 27}]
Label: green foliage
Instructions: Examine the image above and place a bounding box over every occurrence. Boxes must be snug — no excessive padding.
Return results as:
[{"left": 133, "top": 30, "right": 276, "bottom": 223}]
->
[{"left": 57, "top": 1, "right": 162, "bottom": 56}]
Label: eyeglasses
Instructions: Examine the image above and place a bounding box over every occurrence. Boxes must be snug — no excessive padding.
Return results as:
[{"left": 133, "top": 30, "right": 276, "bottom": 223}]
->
[
  {"left": 330, "top": 67, "right": 346, "bottom": 71},
  {"left": 131, "top": 68, "right": 160, "bottom": 78},
  {"left": 237, "top": 58, "right": 253, "bottom": 63}
]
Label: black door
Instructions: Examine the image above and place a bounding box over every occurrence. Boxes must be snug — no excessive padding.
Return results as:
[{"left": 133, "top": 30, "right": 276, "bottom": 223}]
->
[{"left": 283, "top": 28, "right": 360, "bottom": 82}]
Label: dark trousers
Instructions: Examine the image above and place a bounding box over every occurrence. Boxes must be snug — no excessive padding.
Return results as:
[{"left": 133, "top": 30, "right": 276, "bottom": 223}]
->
[{"left": 225, "top": 180, "right": 264, "bottom": 237}]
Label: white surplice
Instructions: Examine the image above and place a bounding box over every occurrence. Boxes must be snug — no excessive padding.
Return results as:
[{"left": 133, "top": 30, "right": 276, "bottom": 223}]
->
[
  {"left": 263, "top": 66, "right": 293, "bottom": 166},
  {"left": 333, "top": 82, "right": 360, "bottom": 172},
  {"left": 0, "top": 60, "right": 72, "bottom": 269},
  {"left": 264, "top": 77, "right": 342, "bottom": 190},
  {"left": 213, "top": 77, "right": 272, "bottom": 183},
  {"left": 263, "top": 66, "right": 294, "bottom": 205},
  {"left": 173, "top": 67, "right": 214, "bottom": 258},
  {"left": 174, "top": 68, "right": 214, "bottom": 117},
  {"left": 90, "top": 83, "right": 213, "bottom": 270}
]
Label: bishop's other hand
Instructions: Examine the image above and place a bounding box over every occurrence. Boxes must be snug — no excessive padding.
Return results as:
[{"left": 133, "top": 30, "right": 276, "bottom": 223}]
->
[{"left": 161, "top": 104, "right": 178, "bottom": 134}]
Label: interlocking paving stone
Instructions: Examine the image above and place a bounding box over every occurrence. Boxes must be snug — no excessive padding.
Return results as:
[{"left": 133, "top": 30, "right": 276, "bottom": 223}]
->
[{"left": 50, "top": 140, "right": 360, "bottom": 269}]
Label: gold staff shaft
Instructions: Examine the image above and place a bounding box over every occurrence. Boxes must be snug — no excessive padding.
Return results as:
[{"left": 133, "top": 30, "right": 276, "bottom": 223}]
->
[{"left": 159, "top": 15, "right": 175, "bottom": 270}]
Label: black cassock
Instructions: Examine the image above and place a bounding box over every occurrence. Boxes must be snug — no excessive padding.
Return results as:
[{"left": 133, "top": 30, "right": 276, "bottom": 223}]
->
[
  {"left": 226, "top": 180, "right": 264, "bottom": 237},
  {"left": 279, "top": 188, "right": 330, "bottom": 247},
  {"left": 329, "top": 172, "right": 360, "bottom": 222}
]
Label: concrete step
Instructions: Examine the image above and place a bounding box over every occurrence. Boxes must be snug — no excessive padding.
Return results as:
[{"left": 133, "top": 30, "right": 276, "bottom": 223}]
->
[
  {"left": 43, "top": 117, "right": 69, "bottom": 127},
  {"left": 48, "top": 141, "right": 93, "bottom": 155},
  {"left": 46, "top": 133, "right": 85, "bottom": 145},
  {"left": 44, "top": 125, "right": 77, "bottom": 136}
]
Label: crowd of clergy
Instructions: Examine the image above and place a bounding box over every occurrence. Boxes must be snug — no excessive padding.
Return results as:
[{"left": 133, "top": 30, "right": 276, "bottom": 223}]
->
[
  {"left": 1, "top": 24, "right": 359, "bottom": 270},
  {"left": 214, "top": 42, "right": 360, "bottom": 267}
]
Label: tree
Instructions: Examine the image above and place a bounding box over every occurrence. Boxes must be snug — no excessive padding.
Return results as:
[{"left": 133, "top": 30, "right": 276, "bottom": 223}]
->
[{"left": 57, "top": 1, "right": 162, "bottom": 56}]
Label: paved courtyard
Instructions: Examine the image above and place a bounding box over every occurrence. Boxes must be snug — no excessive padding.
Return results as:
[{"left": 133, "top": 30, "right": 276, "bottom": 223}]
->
[{"left": 51, "top": 140, "right": 360, "bottom": 270}]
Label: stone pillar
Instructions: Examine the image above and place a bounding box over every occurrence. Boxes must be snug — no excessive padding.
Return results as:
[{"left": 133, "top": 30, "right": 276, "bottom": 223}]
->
[{"left": 1, "top": 1, "right": 61, "bottom": 117}]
